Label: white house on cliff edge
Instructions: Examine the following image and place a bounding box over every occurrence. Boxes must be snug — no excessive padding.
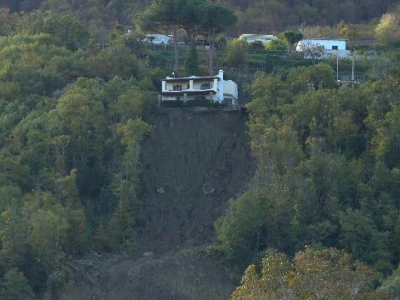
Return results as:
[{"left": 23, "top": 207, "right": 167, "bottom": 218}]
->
[{"left": 161, "top": 70, "right": 238, "bottom": 105}]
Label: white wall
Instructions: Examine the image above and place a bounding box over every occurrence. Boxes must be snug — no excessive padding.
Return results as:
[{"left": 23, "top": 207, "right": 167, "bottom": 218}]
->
[
  {"left": 193, "top": 82, "right": 214, "bottom": 90},
  {"left": 161, "top": 73, "right": 238, "bottom": 103},
  {"left": 297, "top": 39, "right": 347, "bottom": 51},
  {"left": 163, "top": 80, "right": 215, "bottom": 92},
  {"left": 223, "top": 81, "right": 238, "bottom": 100}
]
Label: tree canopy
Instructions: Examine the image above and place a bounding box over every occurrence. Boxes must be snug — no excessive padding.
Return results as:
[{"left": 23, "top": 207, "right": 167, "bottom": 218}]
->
[
  {"left": 215, "top": 59, "right": 400, "bottom": 286},
  {"left": 0, "top": 11, "right": 158, "bottom": 297},
  {"left": 232, "top": 247, "right": 390, "bottom": 300}
]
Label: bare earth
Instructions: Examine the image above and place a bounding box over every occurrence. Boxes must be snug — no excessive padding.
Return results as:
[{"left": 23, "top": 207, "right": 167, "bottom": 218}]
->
[{"left": 61, "top": 107, "right": 253, "bottom": 300}]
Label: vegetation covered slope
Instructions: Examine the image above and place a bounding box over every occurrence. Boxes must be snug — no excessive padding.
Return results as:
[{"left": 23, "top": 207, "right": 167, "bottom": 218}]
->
[
  {"left": 0, "top": 12, "right": 162, "bottom": 299},
  {"left": 2, "top": 0, "right": 400, "bottom": 299},
  {"left": 2, "top": 0, "right": 400, "bottom": 35},
  {"left": 232, "top": 247, "right": 391, "bottom": 299},
  {"left": 217, "top": 0, "right": 399, "bottom": 33},
  {"left": 214, "top": 61, "right": 400, "bottom": 297}
]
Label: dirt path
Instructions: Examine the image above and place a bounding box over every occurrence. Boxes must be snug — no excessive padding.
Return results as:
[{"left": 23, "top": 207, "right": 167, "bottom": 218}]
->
[{"left": 61, "top": 108, "right": 253, "bottom": 300}]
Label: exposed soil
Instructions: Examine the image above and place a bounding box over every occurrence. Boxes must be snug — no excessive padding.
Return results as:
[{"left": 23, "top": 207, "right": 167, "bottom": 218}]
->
[
  {"left": 138, "top": 107, "right": 253, "bottom": 252},
  {"left": 60, "top": 107, "right": 253, "bottom": 300}
]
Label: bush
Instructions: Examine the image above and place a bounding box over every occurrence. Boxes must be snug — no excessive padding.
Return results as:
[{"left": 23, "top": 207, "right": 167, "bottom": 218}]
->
[
  {"left": 0, "top": 269, "right": 37, "bottom": 300},
  {"left": 265, "top": 38, "right": 288, "bottom": 51},
  {"left": 185, "top": 99, "right": 221, "bottom": 107},
  {"left": 160, "top": 100, "right": 184, "bottom": 107},
  {"left": 184, "top": 47, "right": 199, "bottom": 76},
  {"left": 248, "top": 41, "right": 265, "bottom": 52},
  {"left": 225, "top": 39, "right": 247, "bottom": 67}
]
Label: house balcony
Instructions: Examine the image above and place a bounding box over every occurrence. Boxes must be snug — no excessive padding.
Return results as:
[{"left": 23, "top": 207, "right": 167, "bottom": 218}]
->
[{"left": 161, "top": 89, "right": 217, "bottom": 102}]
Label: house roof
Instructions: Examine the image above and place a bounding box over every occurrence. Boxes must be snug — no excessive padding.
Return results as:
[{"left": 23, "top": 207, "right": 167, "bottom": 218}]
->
[
  {"left": 162, "top": 76, "right": 220, "bottom": 82},
  {"left": 146, "top": 34, "right": 173, "bottom": 39},
  {"left": 239, "top": 34, "right": 276, "bottom": 40},
  {"left": 301, "top": 38, "right": 347, "bottom": 41},
  {"left": 161, "top": 90, "right": 217, "bottom": 95}
]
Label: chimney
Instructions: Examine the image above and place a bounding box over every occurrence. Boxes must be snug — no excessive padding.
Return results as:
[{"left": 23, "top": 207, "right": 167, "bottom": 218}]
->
[{"left": 218, "top": 70, "right": 224, "bottom": 102}]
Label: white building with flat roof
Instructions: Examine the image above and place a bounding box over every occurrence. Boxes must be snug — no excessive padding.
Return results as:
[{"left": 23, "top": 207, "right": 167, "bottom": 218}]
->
[
  {"left": 144, "top": 34, "right": 173, "bottom": 45},
  {"left": 161, "top": 70, "right": 238, "bottom": 105},
  {"left": 297, "top": 39, "right": 351, "bottom": 58}
]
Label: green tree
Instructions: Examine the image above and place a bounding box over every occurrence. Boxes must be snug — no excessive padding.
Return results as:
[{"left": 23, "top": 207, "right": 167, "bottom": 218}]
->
[
  {"left": 338, "top": 209, "right": 390, "bottom": 269},
  {"left": 25, "top": 193, "right": 69, "bottom": 270},
  {"left": 247, "top": 74, "right": 293, "bottom": 120},
  {"left": 137, "top": 0, "right": 207, "bottom": 73},
  {"left": 90, "top": 46, "right": 145, "bottom": 80},
  {"left": 47, "top": 78, "right": 108, "bottom": 190},
  {"left": 248, "top": 40, "right": 264, "bottom": 52},
  {"left": 283, "top": 30, "right": 303, "bottom": 53},
  {"left": 17, "top": 11, "right": 90, "bottom": 50},
  {"left": 225, "top": 39, "right": 247, "bottom": 67},
  {"left": 108, "top": 119, "right": 151, "bottom": 252},
  {"left": 375, "top": 13, "right": 400, "bottom": 46},
  {"left": 178, "top": 0, "right": 206, "bottom": 47},
  {"left": 381, "top": 263, "right": 400, "bottom": 299},
  {"left": 0, "top": 269, "right": 36, "bottom": 300},
  {"left": 184, "top": 46, "right": 199, "bottom": 75},
  {"left": 111, "top": 87, "right": 154, "bottom": 122},
  {"left": 0, "top": 8, "right": 18, "bottom": 36},
  {"left": 216, "top": 65, "right": 400, "bottom": 278},
  {"left": 265, "top": 38, "right": 287, "bottom": 51},
  {"left": 199, "top": 3, "right": 237, "bottom": 74},
  {"left": 287, "top": 64, "right": 336, "bottom": 92},
  {"left": 137, "top": 0, "right": 183, "bottom": 72},
  {"left": 232, "top": 248, "right": 390, "bottom": 300}
]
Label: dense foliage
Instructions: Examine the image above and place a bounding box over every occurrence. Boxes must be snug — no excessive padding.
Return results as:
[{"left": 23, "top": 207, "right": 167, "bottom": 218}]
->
[
  {"left": 216, "top": 57, "right": 400, "bottom": 292},
  {"left": 232, "top": 247, "right": 390, "bottom": 300},
  {"left": 1, "top": 0, "right": 400, "bottom": 298},
  {"left": 215, "top": 59, "right": 400, "bottom": 294},
  {"left": 2, "top": 0, "right": 399, "bottom": 35},
  {"left": 217, "top": 0, "right": 399, "bottom": 33},
  {"left": 0, "top": 11, "right": 158, "bottom": 298},
  {"left": 1, "top": 0, "right": 148, "bottom": 32}
]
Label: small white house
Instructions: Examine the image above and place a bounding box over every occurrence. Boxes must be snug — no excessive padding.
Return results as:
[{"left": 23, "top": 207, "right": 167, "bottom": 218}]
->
[
  {"left": 296, "top": 39, "right": 351, "bottom": 58},
  {"left": 239, "top": 34, "right": 277, "bottom": 45},
  {"left": 161, "top": 70, "right": 238, "bottom": 105},
  {"left": 144, "top": 34, "right": 173, "bottom": 45}
]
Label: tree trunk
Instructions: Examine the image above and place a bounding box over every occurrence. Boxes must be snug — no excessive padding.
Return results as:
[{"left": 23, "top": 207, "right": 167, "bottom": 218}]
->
[
  {"left": 186, "top": 29, "right": 196, "bottom": 49},
  {"left": 209, "top": 28, "right": 215, "bottom": 75},
  {"left": 173, "top": 26, "right": 179, "bottom": 73}
]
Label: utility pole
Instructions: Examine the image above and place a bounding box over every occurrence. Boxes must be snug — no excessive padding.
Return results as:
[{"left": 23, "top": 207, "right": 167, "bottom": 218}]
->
[
  {"left": 336, "top": 50, "right": 339, "bottom": 82},
  {"left": 351, "top": 49, "right": 355, "bottom": 85}
]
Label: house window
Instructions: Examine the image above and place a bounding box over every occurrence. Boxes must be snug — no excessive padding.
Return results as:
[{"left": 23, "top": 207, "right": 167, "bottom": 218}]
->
[
  {"left": 201, "top": 83, "right": 211, "bottom": 90},
  {"left": 187, "top": 84, "right": 190, "bottom": 89},
  {"left": 173, "top": 85, "right": 182, "bottom": 91},
  {"left": 332, "top": 45, "right": 338, "bottom": 50}
]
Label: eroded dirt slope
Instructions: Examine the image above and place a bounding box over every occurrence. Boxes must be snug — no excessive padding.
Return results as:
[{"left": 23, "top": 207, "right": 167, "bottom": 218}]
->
[
  {"left": 61, "top": 108, "right": 253, "bottom": 300},
  {"left": 138, "top": 107, "right": 253, "bottom": 252}
]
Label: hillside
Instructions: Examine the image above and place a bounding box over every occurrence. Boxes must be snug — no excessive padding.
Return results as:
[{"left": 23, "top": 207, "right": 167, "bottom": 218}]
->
[
  {"left": 59, "top": 107, "right": 253, "bottom": 300},
  {"left": 2, "top": 1, "right": 400, "bottom": 299},
  {"left": 2, "top": 0, "right": 399, "bottom": 34}
]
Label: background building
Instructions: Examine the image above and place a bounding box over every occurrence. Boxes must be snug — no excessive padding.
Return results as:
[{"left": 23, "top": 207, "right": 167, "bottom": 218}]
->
[
  {"left": 296, "top": 39, "right": 351, "bottom": 58},
  {"left": 239, "top": 34, "right": 277, "bottom": 45}
]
